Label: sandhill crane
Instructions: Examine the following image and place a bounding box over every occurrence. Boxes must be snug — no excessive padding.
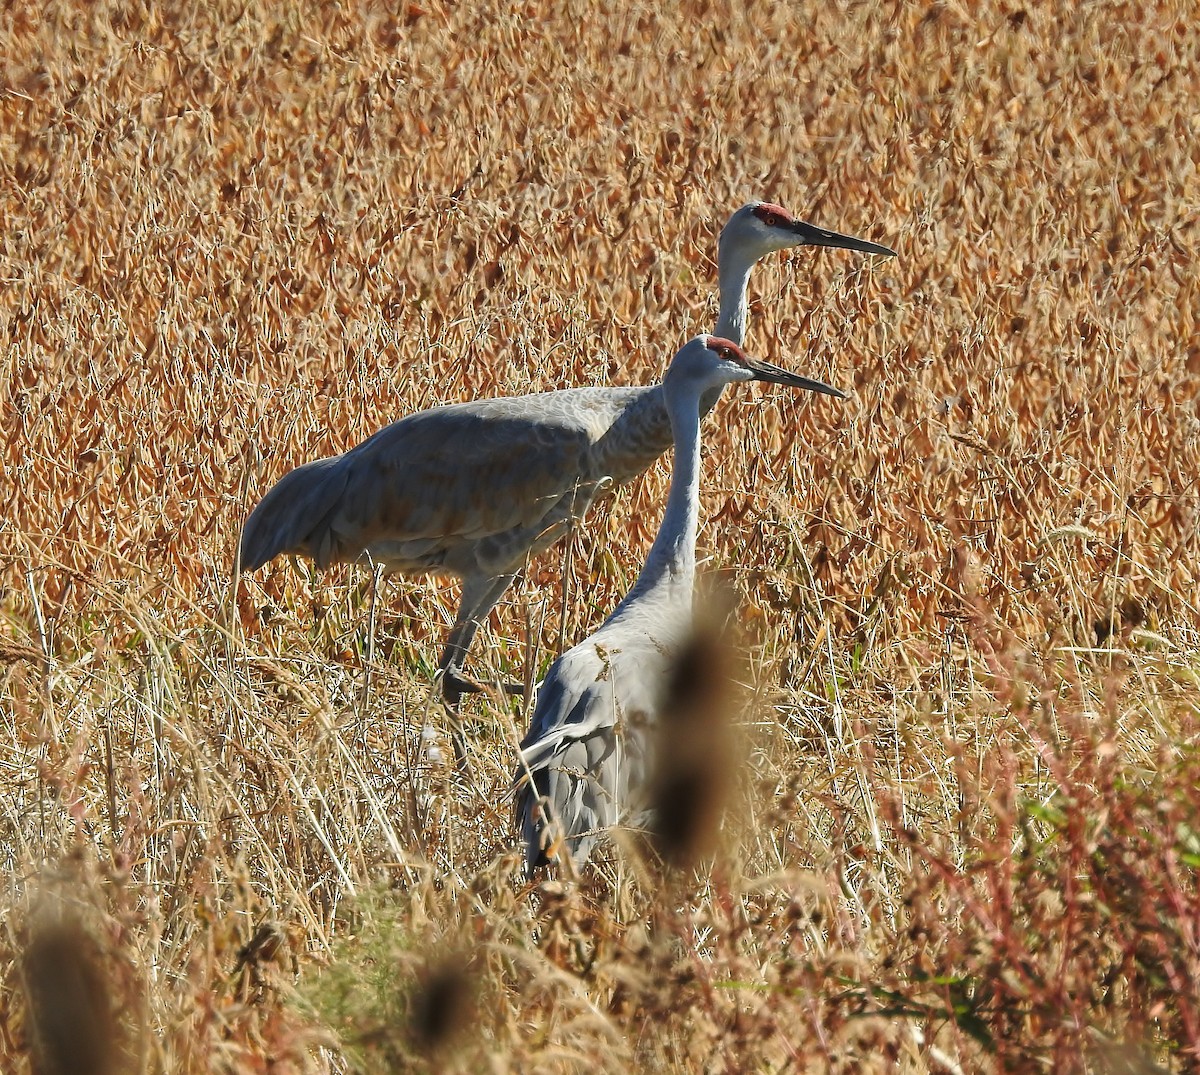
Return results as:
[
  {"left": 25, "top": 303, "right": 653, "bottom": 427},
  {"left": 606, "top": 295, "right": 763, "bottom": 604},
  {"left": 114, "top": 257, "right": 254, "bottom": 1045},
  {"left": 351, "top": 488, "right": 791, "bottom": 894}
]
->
[
  {"left": 516, "top": 334, "right": 847, "bottom": 873},
  {"left": 239, "top": 203, "right": 893, "bottom": 703}
]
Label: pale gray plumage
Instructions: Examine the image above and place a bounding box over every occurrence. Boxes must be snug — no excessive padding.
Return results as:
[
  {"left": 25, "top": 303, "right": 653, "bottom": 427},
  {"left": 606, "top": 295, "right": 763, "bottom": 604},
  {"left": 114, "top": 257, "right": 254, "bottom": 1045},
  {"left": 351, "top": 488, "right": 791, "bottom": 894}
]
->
[
  {"left": 516, "top": 334, "right": 848, "bottom": 873},
  {"left": 239, "top": 203, "right": 894, "bottom": 702}
]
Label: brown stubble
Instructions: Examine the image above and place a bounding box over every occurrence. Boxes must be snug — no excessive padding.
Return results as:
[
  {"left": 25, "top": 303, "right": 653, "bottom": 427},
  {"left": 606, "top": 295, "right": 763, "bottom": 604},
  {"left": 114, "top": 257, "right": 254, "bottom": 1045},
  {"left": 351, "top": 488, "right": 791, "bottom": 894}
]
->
[{"left": 2, "top": 0, "right": 1199, "bottom": 1070}]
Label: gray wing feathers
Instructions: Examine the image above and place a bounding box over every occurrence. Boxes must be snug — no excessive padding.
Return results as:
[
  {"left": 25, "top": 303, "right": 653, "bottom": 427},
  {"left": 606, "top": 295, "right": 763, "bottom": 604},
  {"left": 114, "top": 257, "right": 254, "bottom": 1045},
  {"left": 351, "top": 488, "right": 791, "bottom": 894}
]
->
[
  {"left": 239, "top": 456, "right": 351, "bottom": 570},
  {"left": 515, "top": 632, "right": 678, "bottom": 872},
  {"left": 519, "top": 667, "right": 598, "bottom": 762},
  {"left": 515, "top": 642, "right": 629, "bottom": 872},
  {"left": 348, "top": 407, "right": 596, "bottom": 544},
  {"left": 517, "top": 720, "right": 619, "bottom": 873},
  {"left": 240, "top": 394, "right": 612, "bottom": 575}
]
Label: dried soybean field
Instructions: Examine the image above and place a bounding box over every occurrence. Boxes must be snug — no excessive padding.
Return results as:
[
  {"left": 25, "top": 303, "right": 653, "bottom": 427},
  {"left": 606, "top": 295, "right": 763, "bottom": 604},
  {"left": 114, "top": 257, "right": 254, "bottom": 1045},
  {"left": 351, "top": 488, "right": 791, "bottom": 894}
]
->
[{"left": 2, "top": 0, "right": 1199, "bottom": 1071}]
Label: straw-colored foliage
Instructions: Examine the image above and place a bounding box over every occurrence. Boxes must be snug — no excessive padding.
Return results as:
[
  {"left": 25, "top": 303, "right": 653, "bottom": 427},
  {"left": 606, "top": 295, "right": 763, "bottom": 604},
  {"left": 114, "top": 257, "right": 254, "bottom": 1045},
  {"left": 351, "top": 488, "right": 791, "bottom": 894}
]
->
[{"left": 2, "top": 0, "right": 1198, "bottom": 1070}]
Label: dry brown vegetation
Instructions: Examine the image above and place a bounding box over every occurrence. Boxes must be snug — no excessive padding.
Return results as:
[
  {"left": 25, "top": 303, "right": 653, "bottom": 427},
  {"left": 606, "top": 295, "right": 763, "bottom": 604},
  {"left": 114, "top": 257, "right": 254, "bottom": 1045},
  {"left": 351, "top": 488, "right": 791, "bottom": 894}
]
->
[{"left": 2, "top": 0, "right": 1199, "bottom": 1070}]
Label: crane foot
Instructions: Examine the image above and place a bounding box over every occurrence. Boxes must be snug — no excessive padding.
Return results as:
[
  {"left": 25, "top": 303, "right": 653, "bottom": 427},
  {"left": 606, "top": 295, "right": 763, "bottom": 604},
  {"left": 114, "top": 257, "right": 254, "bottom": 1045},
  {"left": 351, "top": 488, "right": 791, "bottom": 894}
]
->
[{"left": 440, "top": 667, "right": 528, "bottom": 704}]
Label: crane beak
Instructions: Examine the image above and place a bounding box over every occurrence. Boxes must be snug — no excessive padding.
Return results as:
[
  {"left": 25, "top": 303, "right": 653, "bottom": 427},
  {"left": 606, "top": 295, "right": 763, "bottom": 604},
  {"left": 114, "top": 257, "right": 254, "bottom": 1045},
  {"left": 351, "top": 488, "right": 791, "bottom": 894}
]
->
[
  {"left": 745, "top": 357, "right": 849, "bottom": 399},
  {"left": 791, "top": 219, "right": 897, "bottom": 258}
]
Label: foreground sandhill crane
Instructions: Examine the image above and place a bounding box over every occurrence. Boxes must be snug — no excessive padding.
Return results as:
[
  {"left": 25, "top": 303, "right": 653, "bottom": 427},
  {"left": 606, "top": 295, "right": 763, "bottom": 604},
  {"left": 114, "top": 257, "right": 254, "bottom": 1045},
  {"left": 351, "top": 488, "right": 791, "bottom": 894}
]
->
[
  {"left": 239, "top": 203, "right": 893, "bottom": 702},
  {"left": 516, "top": 334, "right": 847, "bottom": 873}
]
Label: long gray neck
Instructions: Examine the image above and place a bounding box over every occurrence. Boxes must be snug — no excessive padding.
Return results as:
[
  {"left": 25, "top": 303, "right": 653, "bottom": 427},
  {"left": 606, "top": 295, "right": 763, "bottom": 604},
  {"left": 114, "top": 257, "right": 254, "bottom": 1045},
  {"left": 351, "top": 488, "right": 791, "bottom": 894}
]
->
[
  {"left": 615, "top": 390, "right": 701, "bottom": 612},
  {"left": 700, "top": 239, "right": 756, "bottom": 414},
  {"left": 714, "top": 238, "right": 754, "bottom": 347}
]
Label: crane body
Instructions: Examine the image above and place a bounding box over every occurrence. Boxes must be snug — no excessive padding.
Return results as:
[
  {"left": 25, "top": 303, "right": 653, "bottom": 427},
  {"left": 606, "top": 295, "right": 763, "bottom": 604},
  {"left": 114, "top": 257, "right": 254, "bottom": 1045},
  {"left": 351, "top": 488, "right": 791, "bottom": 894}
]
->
[{"left": 516, "top": 334, "right": 848, "bottom": 872}]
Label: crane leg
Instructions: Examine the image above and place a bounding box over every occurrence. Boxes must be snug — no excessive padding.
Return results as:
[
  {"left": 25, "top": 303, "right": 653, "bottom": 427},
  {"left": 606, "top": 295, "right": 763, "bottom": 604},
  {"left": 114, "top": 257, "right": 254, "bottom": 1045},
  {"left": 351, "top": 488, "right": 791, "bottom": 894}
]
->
[{"left": 438, "top": 573, "right": 524, "bottom": 764}]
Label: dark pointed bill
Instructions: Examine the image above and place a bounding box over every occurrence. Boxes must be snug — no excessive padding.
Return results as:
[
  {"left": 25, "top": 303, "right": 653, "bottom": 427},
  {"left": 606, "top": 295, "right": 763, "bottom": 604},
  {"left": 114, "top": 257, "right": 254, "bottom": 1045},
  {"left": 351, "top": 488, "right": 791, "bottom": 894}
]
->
[
  {"left": 791, "top": 219, "right": 897, "bottom": 258},
  {"left": 745, "top": 357, "right": 849, "bottom": 399}
]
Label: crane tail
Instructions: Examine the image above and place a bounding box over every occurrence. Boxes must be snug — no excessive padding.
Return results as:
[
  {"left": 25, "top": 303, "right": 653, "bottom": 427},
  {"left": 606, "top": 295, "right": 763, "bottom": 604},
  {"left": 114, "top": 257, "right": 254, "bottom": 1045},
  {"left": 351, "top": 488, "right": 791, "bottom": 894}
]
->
[
  {"left": 515, "top": 771, "right": 554, "bottom": 875},
  {"left": 516, "top": 752, "right": 610, "bottom": 876},
  {"left": 239, "top": 456, "right": 351, "bottom": 572}
]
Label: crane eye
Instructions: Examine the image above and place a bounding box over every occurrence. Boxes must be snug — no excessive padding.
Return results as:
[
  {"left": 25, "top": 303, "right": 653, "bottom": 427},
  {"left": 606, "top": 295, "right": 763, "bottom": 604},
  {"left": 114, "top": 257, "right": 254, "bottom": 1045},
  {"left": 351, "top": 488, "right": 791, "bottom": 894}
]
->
[{"left": 762, "top": 212, "right": 778, "bottom": 227}]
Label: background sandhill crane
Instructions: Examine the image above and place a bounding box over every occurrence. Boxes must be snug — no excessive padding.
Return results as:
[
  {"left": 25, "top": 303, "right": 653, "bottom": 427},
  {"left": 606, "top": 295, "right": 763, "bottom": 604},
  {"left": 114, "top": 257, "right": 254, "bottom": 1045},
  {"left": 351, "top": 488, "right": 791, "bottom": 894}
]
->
[
  {"left": 239, "top": 203, "right": 894, "bottom": 703},
  {"left": 516, "top": 335, "right": 848, "bottom": 873}
]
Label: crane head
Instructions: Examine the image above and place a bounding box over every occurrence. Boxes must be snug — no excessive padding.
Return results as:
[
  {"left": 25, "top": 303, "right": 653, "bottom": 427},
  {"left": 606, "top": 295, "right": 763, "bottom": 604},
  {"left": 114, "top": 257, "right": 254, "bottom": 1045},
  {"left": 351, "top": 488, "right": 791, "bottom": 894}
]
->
[
  {"left": 721, "top": 201, "right": 897, "bottom": 260},
  {"left": 667, "top": 334, "right": 848, "bottom": 400}
]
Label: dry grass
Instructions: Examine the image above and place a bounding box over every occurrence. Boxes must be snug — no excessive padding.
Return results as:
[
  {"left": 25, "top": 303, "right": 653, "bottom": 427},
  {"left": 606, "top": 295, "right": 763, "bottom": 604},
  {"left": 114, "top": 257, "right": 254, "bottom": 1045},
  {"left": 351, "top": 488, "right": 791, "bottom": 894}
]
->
[{"left": 2, "top": 0, "right": 1199, "bottom": 1070}]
